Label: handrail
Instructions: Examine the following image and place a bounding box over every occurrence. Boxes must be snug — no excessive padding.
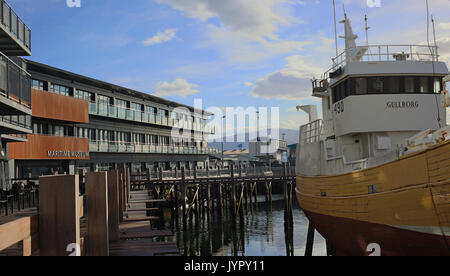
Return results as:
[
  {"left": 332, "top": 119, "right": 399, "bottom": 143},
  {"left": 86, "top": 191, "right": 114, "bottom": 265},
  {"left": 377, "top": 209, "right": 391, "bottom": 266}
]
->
[
  {"left": 0, "top": 0, "right": 31, "bottom": 50},
  {"left": 321, "top": 44, "right": 440, "bottom": 80},
  {"left": 299, "top": 119, "right": 323, "bottom": 145},
  {"left": 89, "top": 140, "right": 220, "bottom": 154},
  {"left": 88, "top": 101, "right": 215, "bottom": 133}
]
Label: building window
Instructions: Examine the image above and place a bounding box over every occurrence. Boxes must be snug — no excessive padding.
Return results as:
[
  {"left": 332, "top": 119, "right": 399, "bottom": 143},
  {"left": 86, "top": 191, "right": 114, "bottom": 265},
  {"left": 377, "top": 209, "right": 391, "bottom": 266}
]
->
[
  {"left": 50, "top": 83, "right": 71, "bottom": 96},
  {"left": 75, "top": 89, "right": 92, "bottom": 101},
  {"left": 146, "top": 106, "right": 156, "bottom": 114},
  {"left": 131, "top": 103, "right": 143, "bottom": 111},
  {"left": 32, "top": 79, "right": 45, "bottom": 91},
  {"left": 116, "top": 98, "right": 127, "bottom": 108}
]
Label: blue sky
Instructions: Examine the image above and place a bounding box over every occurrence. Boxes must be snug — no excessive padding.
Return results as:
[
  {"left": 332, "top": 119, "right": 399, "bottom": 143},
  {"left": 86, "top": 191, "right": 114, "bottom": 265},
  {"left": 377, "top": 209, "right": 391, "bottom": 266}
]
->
[{"left": 9, "top": 0, "right": 450, "bottom": 130}]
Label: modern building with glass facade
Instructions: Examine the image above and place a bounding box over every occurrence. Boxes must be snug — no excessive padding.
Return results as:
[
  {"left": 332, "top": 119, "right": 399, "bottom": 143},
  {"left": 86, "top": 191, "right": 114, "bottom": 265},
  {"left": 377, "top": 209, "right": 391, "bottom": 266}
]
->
[{"left": 8, "top": 60, "right": 218, "bottom": 178}]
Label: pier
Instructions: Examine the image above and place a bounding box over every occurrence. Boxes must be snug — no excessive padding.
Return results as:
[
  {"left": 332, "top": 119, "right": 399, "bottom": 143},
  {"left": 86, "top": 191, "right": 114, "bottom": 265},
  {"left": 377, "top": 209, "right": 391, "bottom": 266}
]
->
[
  {"left": 0, "top": 164, "right": 297, "bottom": 256},
  {"left": 0, "top": 164, "right": 178, "bottom": 256}
]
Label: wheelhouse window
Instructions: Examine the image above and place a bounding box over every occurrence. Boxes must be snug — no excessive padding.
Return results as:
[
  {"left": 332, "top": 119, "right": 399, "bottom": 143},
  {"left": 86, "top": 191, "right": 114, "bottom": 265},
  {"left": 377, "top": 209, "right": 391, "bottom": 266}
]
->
[
  {"left": 331, "top": 76, "right": 444, "bottom": 103},
  {"left": 368, "top": 77, "right": 384, "bottom": 94},
  {"left": 433, "top": 77, "right": 442, "bottom": 93},
  {"left": 354, "top": 78, "right": 367, "bottom": 95},
  {"left": 405, "top": 77, "right": 415, "bottom": 93},
  {"left": 419, "top": 77, "right": 429, "bottom": 93},
  {"left": 385, "top": 77, "right": 400, "bottom": 93}
]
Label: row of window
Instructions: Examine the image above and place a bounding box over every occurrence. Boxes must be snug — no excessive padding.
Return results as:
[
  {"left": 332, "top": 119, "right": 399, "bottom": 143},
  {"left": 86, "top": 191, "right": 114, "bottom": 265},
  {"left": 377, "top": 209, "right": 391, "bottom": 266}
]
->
[
  {"left": 33, "top": 123, "right": 74, "bottom": 137},
  {"left": 32, "top": 79, "right": 207, "bottom": 124},
  {"left": 76, "top": 127, "right": 205, "bottom": 146},
  {"left": 331, "top": 76, "right": 443, "bottom": 103}
]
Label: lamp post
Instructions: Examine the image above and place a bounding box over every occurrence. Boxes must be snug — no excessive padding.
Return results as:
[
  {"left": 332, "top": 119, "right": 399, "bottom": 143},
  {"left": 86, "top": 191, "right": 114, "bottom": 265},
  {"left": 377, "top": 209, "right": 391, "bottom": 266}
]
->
[{"left": 221, "top": 115, "right": 226, "bottom": 167}]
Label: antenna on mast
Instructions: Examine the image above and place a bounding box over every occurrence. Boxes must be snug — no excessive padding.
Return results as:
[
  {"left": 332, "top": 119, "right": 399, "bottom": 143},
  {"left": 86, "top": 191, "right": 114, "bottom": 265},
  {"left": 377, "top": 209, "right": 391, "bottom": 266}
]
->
[
  {"left": 365, "top": 15, "right": 370, "bottom": 46},
  {"left": 426, "top": 0, "right": 430, "bottom": 46},
  {"left": 333, "top": 0, "right": 338, "bottom": 58},
  {"left": 431, "top": 14, "right": 438, "bottom": 61}
]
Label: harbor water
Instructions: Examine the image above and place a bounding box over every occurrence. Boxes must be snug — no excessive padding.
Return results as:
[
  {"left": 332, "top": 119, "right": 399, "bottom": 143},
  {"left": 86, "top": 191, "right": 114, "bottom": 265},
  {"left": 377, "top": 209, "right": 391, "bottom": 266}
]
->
[{"left": 170, "top": 195, "right": 327, "bottom": 256}]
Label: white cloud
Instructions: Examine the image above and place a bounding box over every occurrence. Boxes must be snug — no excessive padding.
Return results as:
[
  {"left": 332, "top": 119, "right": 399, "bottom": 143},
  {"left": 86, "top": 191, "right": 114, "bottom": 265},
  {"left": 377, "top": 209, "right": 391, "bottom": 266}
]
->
[
  {"left": 154, "top": 78, "right": 200, "bottom": 97},
  {"left": 143, "top": 28, "right": 177, "bottom": 46},
  {"left": 155, "top": 0, "right": 308, "bottom": 63},
  {"left": 437, "top": 37, "right": 450, "bottom": 64},
  {"left": 250, "top": 55, "right": 324, "bottom": 100},
  {"left": 438, "top": 22, "right": 450, "bottom": 30}
]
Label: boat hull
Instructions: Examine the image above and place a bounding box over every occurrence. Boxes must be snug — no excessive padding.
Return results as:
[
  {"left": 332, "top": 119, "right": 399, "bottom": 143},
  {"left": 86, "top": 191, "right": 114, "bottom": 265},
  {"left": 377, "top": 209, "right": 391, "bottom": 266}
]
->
[{"left": 296, "top": 140, "right": 450, "bottom": 256}]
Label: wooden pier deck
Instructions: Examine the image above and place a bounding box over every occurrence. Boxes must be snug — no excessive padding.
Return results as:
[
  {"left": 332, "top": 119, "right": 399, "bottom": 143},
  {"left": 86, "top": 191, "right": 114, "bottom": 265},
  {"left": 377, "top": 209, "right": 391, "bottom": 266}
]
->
[
  {"left": 109, "top": 190, "right": 178, "bottom": 256},
  {"left": 0, "top": 165, "right": 179, "bottom": 256},
  {"left": 0, "top": 164, "right": 296, "bottom": 256}
]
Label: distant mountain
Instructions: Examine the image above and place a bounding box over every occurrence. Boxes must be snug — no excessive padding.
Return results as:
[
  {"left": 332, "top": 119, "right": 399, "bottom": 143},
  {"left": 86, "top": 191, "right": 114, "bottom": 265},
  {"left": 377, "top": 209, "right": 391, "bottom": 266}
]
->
[{"left": 208, "top": 128, "right": 299, "bottom": 151}]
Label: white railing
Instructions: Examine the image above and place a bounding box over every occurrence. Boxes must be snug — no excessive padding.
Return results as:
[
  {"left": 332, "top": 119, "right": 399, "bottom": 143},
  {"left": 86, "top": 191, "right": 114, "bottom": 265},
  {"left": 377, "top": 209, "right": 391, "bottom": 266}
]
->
[
  {"left": 299, "top": 119, "right": 323, "bottom": 145},
  {"left": 89, "top": 140, "right": 219, "bottom": 155},
  {"left": 321, "top": 44, "right": 440, "bottom": 80}
]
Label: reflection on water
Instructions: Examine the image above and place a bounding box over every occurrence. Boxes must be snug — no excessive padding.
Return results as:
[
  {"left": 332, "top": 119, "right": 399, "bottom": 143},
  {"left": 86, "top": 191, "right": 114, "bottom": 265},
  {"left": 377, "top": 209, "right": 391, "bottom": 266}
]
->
[{"left": 171, "top": 195, "right": 326, "bottom": 256}]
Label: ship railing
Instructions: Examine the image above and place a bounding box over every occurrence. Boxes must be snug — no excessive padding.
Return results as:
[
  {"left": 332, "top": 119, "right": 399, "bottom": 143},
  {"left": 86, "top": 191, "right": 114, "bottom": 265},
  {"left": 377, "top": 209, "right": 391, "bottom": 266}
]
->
[
  {"left": 299, "top": 119, "right": 323, "bottom": 145},
  {"left": 322, "top": 44, "right": 440, "bottom": 80}
]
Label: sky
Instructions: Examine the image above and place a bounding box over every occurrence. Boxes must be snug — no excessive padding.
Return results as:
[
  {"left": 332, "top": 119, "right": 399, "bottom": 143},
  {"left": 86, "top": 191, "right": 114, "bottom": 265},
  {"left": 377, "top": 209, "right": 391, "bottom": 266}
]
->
[{"left": 9, "top": 0, "right": 450, "bottom": 131}]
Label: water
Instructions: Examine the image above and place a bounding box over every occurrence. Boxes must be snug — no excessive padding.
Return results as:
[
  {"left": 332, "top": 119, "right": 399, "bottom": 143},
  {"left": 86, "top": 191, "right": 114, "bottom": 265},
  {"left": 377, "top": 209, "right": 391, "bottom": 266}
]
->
[{"left": 170, "top": 195, "right": 327, "bottom": 256}]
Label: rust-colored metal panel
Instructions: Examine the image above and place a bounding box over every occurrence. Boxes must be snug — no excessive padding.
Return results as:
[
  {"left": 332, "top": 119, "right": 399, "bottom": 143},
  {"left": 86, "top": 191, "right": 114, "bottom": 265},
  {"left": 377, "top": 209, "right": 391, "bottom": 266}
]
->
[
  {"left": 31, "top": 89, "right": 89, "bottom": 123},
  {"left": 9, "top": 134, "right": 90, "bottom": 160}
]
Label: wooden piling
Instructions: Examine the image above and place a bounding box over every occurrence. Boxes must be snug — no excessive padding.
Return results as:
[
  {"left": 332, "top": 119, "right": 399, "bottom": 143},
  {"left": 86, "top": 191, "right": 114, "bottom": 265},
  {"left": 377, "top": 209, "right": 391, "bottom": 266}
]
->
[
  {"left": 181, "top": 168, "right": 187, "bottom": 229},
  {"left": 305, "top": 222, "right": 315, "bottom": 257},
  {"left": 86, "top": 172, "right": 109, "bottom": 256},
  {"left": 107, "top": 170, "right": 120, "bottom": 242},
  {"left": 39, "top": 175, "right": 80, "bottom": 256}
]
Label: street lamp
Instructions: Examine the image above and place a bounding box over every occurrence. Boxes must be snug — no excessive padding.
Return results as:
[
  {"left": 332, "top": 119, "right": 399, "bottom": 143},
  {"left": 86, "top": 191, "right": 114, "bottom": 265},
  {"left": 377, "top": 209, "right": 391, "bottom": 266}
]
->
[{"left": 221, "top": 115, "right": 226, "bottom": 167}]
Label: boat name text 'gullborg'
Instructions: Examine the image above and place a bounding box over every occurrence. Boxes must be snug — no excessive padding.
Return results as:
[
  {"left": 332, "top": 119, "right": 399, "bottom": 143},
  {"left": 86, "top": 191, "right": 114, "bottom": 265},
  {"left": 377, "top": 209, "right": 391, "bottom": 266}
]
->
[{"left": 386, "top": 101, "right": 419, "bottom": 109}]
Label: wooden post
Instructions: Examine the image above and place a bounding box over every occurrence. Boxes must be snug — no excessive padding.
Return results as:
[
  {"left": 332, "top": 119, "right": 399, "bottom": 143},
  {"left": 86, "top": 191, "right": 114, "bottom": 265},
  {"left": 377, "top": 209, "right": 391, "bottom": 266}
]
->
[
  {"left": 218, "top": 183, "right": 223, "bottom": 217},
  {"left": 107, "top": 170, "right": 120, "bottom": 242},
  {"left": 159, "top": 167, "right": 163, "bottom": 181},
  {"left": 39, "top": 175, "right": 80, "bottom": 256},
  {"left": 86, "top": 172, "right": 109, "bottom": 256},
  {"left": 231, "top": 166, "right": 236, "bottom": 218},
  {"left": 118, "top": 164, "right": 125, "bottom": 222},
  {"left": 126, "top": 167, "right": 131, "bottom": 203},
  {"left": 181, "top": 168, "right": 187, "bottom": 228},
  {"left": 305, "top": 222, "right": 315, "bottom": 257}
]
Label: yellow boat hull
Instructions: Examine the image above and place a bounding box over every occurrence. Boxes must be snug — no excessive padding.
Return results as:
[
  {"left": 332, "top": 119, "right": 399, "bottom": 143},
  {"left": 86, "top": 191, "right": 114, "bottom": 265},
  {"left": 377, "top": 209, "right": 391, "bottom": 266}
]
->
[{"left": 296, "top": 140, "right": 450, "bottom": 256}]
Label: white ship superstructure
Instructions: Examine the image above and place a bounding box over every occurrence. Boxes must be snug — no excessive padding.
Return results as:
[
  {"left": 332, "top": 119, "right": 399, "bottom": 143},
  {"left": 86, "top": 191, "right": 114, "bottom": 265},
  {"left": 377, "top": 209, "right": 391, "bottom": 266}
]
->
[{"left": 297, "top": 14, "right": 450, "bottom": 177}]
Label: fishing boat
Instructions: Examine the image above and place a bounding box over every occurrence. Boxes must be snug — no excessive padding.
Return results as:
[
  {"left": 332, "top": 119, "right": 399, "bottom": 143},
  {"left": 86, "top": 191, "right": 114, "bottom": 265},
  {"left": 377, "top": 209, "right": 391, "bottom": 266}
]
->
[{"left": 295, "top": 12, "right": 450, "bottom": 256}]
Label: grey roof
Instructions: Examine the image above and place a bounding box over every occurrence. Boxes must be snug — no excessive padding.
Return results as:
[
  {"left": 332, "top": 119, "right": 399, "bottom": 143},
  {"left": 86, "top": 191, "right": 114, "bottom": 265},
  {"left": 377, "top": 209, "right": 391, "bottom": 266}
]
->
[{"left": 25, "top": 59, "right": 213, "bottom": 116}]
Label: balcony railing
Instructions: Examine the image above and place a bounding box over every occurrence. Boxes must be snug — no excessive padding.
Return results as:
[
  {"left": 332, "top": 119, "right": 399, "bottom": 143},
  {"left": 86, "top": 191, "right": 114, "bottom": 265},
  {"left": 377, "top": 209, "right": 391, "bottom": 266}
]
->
[
  {"left": 0, "top": 52, "right": 31, "bottom": 108},
  {"left": 0, "top": 0, "right": 31, "bottom": 54},
  {"left": 0, "top": 114, "right": 31, "bottom": 131},
  {"left": 89, "top": 140, "right": 220, "bottom": 155},
  {"left": 88, "top": 102, "right": 216, "bottom": 134}
]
